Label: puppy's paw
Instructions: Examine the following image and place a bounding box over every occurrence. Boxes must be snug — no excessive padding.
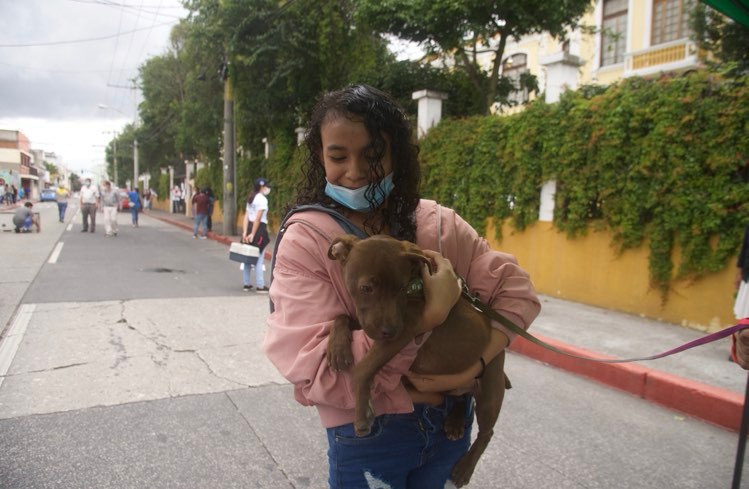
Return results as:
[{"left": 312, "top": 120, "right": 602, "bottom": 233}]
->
[
  {"left": 327, "top": 316, "right": 354, "bottom": 371},
  {"left": 354, "top": 400, "right": 376, "bottom": 437},
  {"left": 443, "top": 403, "right": 465, "bottom": 440}
]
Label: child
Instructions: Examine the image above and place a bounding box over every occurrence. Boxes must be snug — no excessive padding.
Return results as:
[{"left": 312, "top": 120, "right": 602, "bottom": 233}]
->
[{"left": 263, "top": 84, "right": 540, "bottom": 488}]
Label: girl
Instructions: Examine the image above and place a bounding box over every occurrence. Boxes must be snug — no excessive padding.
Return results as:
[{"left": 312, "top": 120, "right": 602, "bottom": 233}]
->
[
  {"left": 241, "top": 178, "right": 271, "bottom": 292},
  {"left": 263, "top": 84, "right": 540, "bottom": 488}
]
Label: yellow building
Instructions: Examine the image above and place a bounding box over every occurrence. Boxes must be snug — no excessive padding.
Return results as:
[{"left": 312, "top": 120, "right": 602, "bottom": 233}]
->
[
  {"left": 494, "top": 0, "right": 700, "bottom": 109},
  {"left": 467, "top": 1, "right": 740, "bottom": 332}
]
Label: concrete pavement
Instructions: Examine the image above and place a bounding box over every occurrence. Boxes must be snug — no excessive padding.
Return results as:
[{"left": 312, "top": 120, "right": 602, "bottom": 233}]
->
[{"left": 147, "top": 207, "right": 749, "bottom": 433}]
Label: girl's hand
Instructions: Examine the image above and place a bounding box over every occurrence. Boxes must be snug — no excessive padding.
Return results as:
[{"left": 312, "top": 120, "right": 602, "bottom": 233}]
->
[
  {"left": 418, "top": 250, "right": 461, "bottom": 334},
  {"left": 406, "top": 369, "right": 479, "bottom": 395},
  {"left": 406, "top": 328, "right": 510, "bottom": 393}
]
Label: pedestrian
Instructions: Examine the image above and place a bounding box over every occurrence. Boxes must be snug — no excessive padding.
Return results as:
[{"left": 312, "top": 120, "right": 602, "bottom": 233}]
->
[
  {"left": 127, "top": 188, "right": 142, "bottom": 227},
  {"left": 56, "top": 185, "right": 70, "bottom": 222},
  {"left": 11, "top": 184, "right": 17, "bottom": 204},
  {"left": 262, "top": 84, "right": 540, "bottom": 489},
  {"left": 241, "top": 178, "right": 271, "bottom": 292},
  {"left": 732, "top": 224, "right": 749, "bottom": 369},
  {"left": 100, "top": 181, "right": 120, "bottom": 236},
  {"left": 205, "top": 187, "right": 215, "bottom": 232},
  {"left": 3, "top": 184, "right": 11, "bottom": 207},
  {"left": 79, "top": 178, "right": 99, "bottom": 233},
  {"left": 191, "top": 187, "right": 210, "bottom": 239},
  {"left": 13, "top": 201, "right": 40, "bottom": 233},
  {"left": 148, "top": 187, "right": 157, "bottom": 210},
  {"left": 171, "top": 185, "right": 181, "bottom": 213},
  {"left": 142, "top": 189, "right": 151, "bottom": 212},
  {"left": 17, "top": 186, "right": 24, "bottom": 201}
]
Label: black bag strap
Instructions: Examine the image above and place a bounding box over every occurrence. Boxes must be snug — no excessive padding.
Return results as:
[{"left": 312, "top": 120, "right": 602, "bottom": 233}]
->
[{"left": 269, "top": 205, "right": 367, "bottom": 313}]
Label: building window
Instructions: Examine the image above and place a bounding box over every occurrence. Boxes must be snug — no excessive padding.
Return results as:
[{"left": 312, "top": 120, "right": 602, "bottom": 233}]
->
[
  {"left": 601, "top": 0, "right": 628, "bottom": 66},
  {"left": 502, "top": 53, "right": 529, "bottom": 105},
  {"left": 652, "top": 0, "right": 693, "bottom": 45}
]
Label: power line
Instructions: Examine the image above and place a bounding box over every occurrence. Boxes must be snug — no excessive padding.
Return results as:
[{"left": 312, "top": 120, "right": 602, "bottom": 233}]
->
[
  {"left": 0, "top": 60, "right": 141, "bottom": 74},
  {"left": 0, "top": 20, "right": 176, "bottom": 48}
]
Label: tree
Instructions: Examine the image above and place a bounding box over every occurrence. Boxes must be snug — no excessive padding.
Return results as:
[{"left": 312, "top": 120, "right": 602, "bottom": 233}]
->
[
  {"left": 692, "top": 3, "right": 749, "bottom": 75},
  {"left": 355, "top": 0, "right": 591, "bottom": 114},
  {"left": 43, "top": 162, "right": 58, "bottom": 180}
]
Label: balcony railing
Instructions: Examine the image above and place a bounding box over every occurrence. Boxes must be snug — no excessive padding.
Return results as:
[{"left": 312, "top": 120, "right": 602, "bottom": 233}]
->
[{"left": 624, "top": 39, "right": 700, "bottom": 77}]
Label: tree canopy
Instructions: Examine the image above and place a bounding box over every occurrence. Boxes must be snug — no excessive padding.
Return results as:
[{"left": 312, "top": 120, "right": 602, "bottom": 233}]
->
[{"left": 355, "top": 0, "right": 592, "bottom": 113}]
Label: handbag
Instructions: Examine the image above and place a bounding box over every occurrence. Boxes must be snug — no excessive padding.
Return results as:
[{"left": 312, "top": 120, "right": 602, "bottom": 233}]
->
[
  {"left": 248, "top": 222, "right": 270, "bottom": 249},
  {"left": 229, "top": 242, "right": 260, "bottom": 265}
]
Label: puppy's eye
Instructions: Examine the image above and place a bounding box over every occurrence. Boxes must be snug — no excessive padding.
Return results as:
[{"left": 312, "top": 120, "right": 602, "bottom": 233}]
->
[{"left": 360, "top": 284, "right": 374, "bottom": 294}]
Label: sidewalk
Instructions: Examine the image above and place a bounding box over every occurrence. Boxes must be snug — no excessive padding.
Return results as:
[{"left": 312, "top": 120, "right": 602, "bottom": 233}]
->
[{"left": 147, "top": 207, "right": 747, "bottom": 433}]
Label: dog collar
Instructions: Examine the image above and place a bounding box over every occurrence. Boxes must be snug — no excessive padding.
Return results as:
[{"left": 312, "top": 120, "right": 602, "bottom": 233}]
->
[{"left": 406, "top": 277, "right": 424, "bottom": 298}]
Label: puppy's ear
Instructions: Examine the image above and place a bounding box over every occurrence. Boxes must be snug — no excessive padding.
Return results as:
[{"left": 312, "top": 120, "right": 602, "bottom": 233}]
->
[
  {"left": 328, "top": 235, "right": 359, "bottom": 264},
  {"left": 403, "top": 252, "right": 433, "bottom": 275}
]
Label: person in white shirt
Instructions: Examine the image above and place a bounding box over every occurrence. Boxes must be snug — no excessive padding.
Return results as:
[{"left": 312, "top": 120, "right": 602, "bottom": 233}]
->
[
  {"left": 99, "top": 181, "right": 121, "bottom": 237},
  {"left": 171, "top": 185, "right": 182, "bottom": 213},
  {"left": 79, "top": 178, "right": 100, "bottom": 233},
  {"left": 241, "top": 178, "right": 271, "bottom": 292}
]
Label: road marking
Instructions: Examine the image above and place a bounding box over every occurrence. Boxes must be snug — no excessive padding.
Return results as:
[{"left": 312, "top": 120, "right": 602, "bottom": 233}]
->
[
  {"left": 0, "top": 304, "right": 35, "bottom": 390},
  {"left": 49, "top": 242, "right": 64, "bottom": 264}
]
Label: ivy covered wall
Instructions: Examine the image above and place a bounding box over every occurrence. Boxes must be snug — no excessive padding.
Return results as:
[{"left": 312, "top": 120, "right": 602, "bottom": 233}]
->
[{"left": 419, "top": 71, "right": 749, "bottom": 299}]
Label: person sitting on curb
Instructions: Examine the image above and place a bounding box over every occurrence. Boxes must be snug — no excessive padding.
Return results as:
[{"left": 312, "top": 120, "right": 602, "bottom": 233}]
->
[{"left": 13, "top": 202, "right": 40, "bottom": 233}]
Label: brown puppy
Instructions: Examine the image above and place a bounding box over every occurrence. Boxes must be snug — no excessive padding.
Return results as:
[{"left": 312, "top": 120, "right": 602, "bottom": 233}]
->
[{"left": 327, "top": 234, "right": 510, "bottom": 487}]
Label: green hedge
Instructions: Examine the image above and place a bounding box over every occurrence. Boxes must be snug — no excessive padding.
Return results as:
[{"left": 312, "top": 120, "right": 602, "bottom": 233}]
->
[{"left": 420, "top": 71, "right": 749, "bottom": 296}]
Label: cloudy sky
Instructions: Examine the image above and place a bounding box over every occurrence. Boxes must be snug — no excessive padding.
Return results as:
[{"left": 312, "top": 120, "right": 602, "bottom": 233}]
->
[{"left": 0, "top": 0, "right": 187, "bottom": 177}]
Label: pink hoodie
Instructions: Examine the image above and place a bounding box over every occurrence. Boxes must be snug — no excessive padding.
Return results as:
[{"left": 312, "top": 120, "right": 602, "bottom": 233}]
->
[{"left": 263, "top": 199, "right": 540, "bottom": 428}]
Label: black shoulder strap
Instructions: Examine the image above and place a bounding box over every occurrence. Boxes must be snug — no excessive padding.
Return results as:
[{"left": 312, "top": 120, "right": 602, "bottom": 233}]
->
[{"left": 268, "top": 205, "right": 366, "bottom": 313}]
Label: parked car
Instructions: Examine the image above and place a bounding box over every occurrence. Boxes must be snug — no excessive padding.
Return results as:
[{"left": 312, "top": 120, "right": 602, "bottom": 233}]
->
[
  {"left": 40, "top": 188, "right": 57, "bottom": 202},
  {"left": 118, "top": 189, "right": 130, "bottom": 210}
]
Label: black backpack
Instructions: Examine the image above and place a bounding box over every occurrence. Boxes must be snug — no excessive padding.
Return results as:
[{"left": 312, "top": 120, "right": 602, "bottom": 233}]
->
[{"left": 268, "top": 205, "right": 367, "bottom": 313}]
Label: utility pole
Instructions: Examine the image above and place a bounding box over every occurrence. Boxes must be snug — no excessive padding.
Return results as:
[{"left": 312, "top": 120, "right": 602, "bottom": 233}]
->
[
  {"left": 133, "top": 138, "right": 139, "bottom": 192},
  {"left": 221, "top": 60, "right": 236, "bottom": 236}
]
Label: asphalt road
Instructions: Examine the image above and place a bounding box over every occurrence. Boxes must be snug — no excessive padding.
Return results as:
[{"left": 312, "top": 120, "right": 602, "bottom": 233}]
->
[{"left": 0, "top": 202, "right": 745, "bottom": 488}]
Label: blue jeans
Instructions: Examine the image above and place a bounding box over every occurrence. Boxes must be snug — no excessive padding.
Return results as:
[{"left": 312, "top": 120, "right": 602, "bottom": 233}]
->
[
  {"left": 130, "top": 207, "right": 139, "bottom": 225},
  {"left": 242, "top": 246, "right": 266, "bottom": 288},
  {"left": 193, "top": 213, "right": 207, "bottom": 236},
  {"left": 326, "top": 396, "right": 473, "bottom": 489},
  {"left": 57, "top": 202, "right": 67, "bottom": 221}
]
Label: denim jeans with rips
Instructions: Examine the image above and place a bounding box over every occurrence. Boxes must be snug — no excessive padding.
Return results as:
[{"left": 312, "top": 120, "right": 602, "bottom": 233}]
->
[{"left": 326, "top": 395, "right": 473, "bottom": 489}]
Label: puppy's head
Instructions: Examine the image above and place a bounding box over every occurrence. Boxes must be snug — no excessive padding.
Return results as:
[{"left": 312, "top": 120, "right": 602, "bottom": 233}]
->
[{"left": 329, "top": 234, "right": 429, "bottom": 341}]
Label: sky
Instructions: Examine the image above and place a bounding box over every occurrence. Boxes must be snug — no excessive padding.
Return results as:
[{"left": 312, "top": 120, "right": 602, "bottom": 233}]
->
[{"left": 0, "top": 0, "right": 188, "bottom": 178}]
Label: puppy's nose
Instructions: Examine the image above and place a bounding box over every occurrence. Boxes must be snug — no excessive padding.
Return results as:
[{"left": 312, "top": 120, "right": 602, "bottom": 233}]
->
[{"left": 380, "top": 325, "right": 397, "bottom": 340}]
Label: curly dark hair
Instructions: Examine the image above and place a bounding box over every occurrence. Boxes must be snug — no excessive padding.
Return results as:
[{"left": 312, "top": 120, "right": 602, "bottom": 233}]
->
[{"left": 294, "top": 84, "right": 420, "bottom": 241}]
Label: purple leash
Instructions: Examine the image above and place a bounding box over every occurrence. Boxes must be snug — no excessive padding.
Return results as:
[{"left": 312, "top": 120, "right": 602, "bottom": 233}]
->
[
  {"left": 463, "top": 283, "right": 749, "bottom": 487},
  {"left": 462, "top": 284, "right": 749, "bottom": 363}
]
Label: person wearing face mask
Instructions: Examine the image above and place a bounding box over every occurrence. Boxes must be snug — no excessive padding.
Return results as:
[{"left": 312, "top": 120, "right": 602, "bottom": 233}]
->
[
  {"left": 240, "top": 178, "right": 271, "bottom": 292},
  {"left": 79, "top": 178, "right": 100, "bottom": 233},
  {"left": 263, "top": 84, "right": 540, "bottom": 489}
]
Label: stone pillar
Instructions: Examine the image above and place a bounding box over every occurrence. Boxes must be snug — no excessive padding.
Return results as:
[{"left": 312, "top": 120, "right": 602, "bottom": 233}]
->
[
  {"left": 411, "top": 89, "right": 448, "bottom": 139},
  {"left": 295, "top": 127, "right": 306, "bottom": 146},
  {"left": 539, "top": 51, "right": 585, "bottom": 104},
  {"left": 262, "top": 137, "right": 273, "bottom": 159},
  {"left": 168, "top": 166, "right": 174, "bottom": 213},
  {"left": 538, "top": 52, "right": 583, "bottom": 221},
  {"left": 539, "top": 180, "right": 557, "bottom": 222},
  {"left": 184, "top": 160, "right": 193, "bottom": 217}
]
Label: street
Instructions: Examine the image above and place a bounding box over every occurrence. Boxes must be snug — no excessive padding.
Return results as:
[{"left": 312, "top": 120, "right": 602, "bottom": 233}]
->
[{"left": 0, "top": 201, "right": 746, "bottom": 488}]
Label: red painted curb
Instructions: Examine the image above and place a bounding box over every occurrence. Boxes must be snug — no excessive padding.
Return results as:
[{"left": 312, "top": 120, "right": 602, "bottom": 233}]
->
[
  {"left": 509, "top": 333, "right": 743, "bottom": 432},
  {"left": 149, "top": 214, "right": 273, "bottom": 259}
]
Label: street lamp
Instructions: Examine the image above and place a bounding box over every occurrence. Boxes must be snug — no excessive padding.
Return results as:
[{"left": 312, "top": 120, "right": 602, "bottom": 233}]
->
[{"left": 98, "top": 104, "right": 138, "bottom": 191}]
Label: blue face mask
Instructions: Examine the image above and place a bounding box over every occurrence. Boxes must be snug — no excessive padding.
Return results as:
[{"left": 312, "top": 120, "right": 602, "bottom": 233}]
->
[{"left": 324, "top": 173, "right": 395, "bottom": 212}]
